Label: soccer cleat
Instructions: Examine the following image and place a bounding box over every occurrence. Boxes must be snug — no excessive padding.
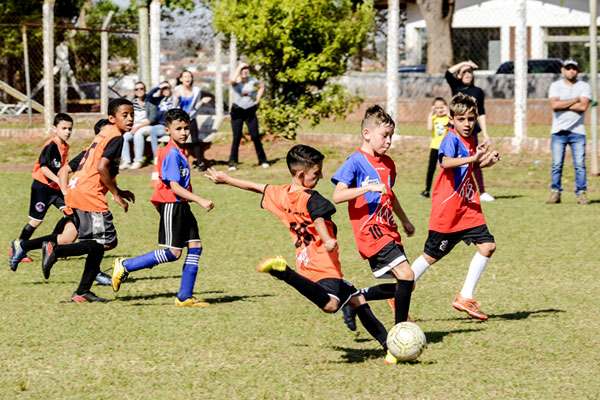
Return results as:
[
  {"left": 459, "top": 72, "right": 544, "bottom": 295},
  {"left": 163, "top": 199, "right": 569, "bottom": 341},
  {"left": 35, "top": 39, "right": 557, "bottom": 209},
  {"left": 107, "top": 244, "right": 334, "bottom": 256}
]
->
[
  {"left": 21, "top": 256, "right": 34, "bottom": 263},
  {"left": 41, "top": 241, "right": 57, "bottom": 279},
  {"left": 111, "top": 258, "right": 129, "bottom": 292},
  {"left": 174, "top": 297, "right": 210, "bottom": 307},
  {"left": 95, "top": 271, "right": 112, "bottom": 286},
  {"left": 9, "top": 239, "right": 25, "bottom": 271},
  {"left": 576, "top": 191, "right": 590, "bottom": 205},
  {"left": 256, "top": 256, "right": 287, "bottom": 273},
  {"left": 71, "top": 291, "right": 108, "bottom": 303},
  {"left": 387, "top": 298, "right": 396, "bottom": 312},
  {"left": 341, "top": 304, "right": 357, "bottom": 331},
  {"left": 419, "top": 190, "right": 430, "bottom": 198},
  {"left": 261, "top": 162, "right": 270, "bottom": 169},
  {"left": 228, "top": 164, "right": 237, "bottom": 171},
  {"left": 384, "top": 350, "right": 398, "bottom": 365},
  {"left": 452, "top": 293, "right": 488, "bottom": 320},
  {"left": 479, "top": 192, "right": 495, "bottom": 202},
  {"left": 546, "top": 190, "right": 561, "bottom": 204}
]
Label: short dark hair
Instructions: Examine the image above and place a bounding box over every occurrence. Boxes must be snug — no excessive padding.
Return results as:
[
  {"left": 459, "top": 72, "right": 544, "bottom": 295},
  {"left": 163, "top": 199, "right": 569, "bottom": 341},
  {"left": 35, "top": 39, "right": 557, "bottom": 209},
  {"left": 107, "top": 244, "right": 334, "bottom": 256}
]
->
[
  {"left": 53, "top": 113, "right": 73, "bottom": 126},
  {"left": 449, "top": 93, "right": 478, "bottom": 117},
  {"left": 286, "top": 145, "right": 324, "bottom": 175},
  {"left": 134, "top": 81, "right": 146, "bottom": 88},
  {"left": 93, "top": 118, "right": 110, "bottom": 135},
  {"left": 361, "top": 105, "right": 395, "bottom": 131},
  {"left": 433, "top": 97, "right": 447, "bottom": 105},
  {"left": 108, "top": 98, "right": 133, "bottom": 117},
  {"left": 164, "top": 108, "right": 190, "bottom": 127}
]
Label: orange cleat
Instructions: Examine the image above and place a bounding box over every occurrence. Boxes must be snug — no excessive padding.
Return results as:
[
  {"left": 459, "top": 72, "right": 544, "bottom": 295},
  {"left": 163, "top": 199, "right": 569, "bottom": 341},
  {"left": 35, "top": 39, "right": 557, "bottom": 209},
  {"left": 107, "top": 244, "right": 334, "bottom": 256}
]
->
[{"left": 452, "top": 293, "right": 488, "bottom": 320}]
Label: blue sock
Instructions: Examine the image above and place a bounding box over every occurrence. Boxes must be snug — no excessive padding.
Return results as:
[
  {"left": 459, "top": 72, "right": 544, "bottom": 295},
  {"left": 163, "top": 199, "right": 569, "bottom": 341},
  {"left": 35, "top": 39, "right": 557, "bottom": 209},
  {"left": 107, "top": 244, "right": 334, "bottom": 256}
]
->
[
  {"left": 177, "top": 247, "right": 202, "bottom": 301},
  {"left": 123, "top": 249, "right": 177, "bottom": 272}
]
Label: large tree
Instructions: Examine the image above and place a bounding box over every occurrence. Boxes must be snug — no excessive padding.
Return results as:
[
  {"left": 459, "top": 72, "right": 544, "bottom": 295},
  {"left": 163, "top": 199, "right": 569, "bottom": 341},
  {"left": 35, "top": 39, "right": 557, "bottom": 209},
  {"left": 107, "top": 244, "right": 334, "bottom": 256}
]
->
[
  {"left": 212, "top": 0, "right": 374, "bottom": 138},
  {"left": 416, "top": 0, "right": 455, "bottom": 73}
]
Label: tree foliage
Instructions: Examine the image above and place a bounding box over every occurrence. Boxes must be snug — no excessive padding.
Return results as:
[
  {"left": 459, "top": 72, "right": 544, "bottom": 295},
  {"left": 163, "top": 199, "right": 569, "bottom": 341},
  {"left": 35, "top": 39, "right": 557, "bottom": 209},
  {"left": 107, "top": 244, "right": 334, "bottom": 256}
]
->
[{"left": 213, "top": 0, "right": 374, "bottom": 139}]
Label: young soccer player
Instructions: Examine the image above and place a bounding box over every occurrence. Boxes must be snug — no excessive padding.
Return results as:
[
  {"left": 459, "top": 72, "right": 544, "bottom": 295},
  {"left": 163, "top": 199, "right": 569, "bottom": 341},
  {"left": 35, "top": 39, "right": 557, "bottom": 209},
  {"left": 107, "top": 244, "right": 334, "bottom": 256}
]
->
[
  {"left": 206, "top": 145, "right": 399, "bottom": 364},
  {"left": 9, "top": 113, "right": 73, "bottom": 265},
  {"left": 40, "top": 99, "right": 136, "bottom": 303},
  {"left": 111, "top": 109, "right": 215, "bottom": 307},
  {"left": 331, "top": 105, "right": 415, "bottom": 330},
  {"left": 420, "top": 97, "right": 449, "bottom": 198},
  {"left": 410, "top": 93, "right": 501, "bottom": 320}
]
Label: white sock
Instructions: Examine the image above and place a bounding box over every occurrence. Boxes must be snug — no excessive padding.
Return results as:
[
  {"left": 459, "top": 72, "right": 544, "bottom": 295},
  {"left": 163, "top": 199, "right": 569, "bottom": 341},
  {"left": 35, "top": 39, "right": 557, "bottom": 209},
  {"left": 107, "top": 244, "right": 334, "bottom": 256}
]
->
[
  {"left": 460, "top": 252, "right": 490, "bottom": 299},
  {"left": 411, "top": 255, "right": 431, "bottom": 282}
]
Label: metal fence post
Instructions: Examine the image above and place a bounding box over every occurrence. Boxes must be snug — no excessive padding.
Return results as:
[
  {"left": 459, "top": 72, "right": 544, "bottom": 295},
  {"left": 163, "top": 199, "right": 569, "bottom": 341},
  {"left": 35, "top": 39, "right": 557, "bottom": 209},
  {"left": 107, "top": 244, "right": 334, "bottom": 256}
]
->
[
  {"left": 215, "top": 33, "right": 224, "bottom": 123},
  {"left": 589, "top": 0, "right": 598, "bottom": 176},
  {"left": 387, "top": 0, "right": 399, "bottom": 132},
  {"left": 22, "top": 24, "right": 33, "bottom": 127},
  {"left": 101, "top": 11, "right": 114, "bottom": 116},
  {"left": 43, "top": 0, "right": 55, "bottom": 133},
  {"left": 513, "top": 0, "right": 527, "bottom": 150},
  {"left": 229, "top": 33, "right": 237, "bottom": 110},
  {"left": 139, "top": 0, "right": 150, "bottom": 87},
  {"left": 150, "top": 0, "right": 161, "bottom": 87}
]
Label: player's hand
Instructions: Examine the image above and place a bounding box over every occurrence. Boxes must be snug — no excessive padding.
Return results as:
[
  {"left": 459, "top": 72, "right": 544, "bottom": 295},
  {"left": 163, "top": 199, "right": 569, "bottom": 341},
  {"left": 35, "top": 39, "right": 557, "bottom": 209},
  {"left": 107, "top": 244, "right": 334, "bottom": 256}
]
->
[
  {"left": 369, "top": 184, "right": 388, "bottom": 195},
  {"left": 402, "top": 221, "right": 415, "bottom": 237},
  {"left": 473, "top": 143, "right": 488, "bottom": 162},
  {"left": 119, "top": 190, "right": 136, "bottom": 204},
  {"left": 205, "top": 168, "right": 229, "bottom": 184},
  {"left": 324, "top": 238, "right": 338, "bottom": 253},
  {"left": 198, "top": 198, "right": 215, "bottom": 211},
  {"left": 488, "top": 151, "right": 501, "bottom": 166},
  {"left": 113, "top": 194, "right": 129, "bottom": 213}
]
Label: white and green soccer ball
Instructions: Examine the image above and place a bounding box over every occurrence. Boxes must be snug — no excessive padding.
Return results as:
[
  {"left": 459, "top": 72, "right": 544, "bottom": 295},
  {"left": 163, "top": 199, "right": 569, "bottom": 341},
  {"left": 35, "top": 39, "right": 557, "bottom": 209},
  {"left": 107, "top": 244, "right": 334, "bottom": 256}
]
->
[{"left": 386, "top": 321, "right": 427, "bottom": 362}]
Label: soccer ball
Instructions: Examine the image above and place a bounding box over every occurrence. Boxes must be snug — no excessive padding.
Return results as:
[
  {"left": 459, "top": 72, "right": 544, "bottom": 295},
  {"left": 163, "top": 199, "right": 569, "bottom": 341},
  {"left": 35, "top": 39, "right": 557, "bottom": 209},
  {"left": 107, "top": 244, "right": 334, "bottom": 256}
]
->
[{"left": 386, "top": 321, "right": 427, "bottom": 362}]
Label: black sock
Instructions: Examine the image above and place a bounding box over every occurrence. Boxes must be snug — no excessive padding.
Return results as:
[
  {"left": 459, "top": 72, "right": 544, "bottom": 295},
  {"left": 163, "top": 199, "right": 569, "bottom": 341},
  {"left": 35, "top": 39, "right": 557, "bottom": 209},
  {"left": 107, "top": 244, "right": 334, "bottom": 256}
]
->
[
  {"left": 76, "top": 243, "right": 105, "bottom": 294},
  {"left": 355, "top": 304, "right": 388, "bottom": 350},
  {"left": 360, "top": 283, "right": 396, "bottom": 301},
  {"left": 54, "top": 241, "right": 100, "bottom": 258},
  {"left": 269, "top": 266, "right": 331, "bottom": 309},
  {"left": 394, "top": 280, "right": 414, "bottom": 323},
  {"left": 19, "top": 223, "right": 36, "bottom": 241},
  {"left": 21, "top": 234, "right": 58, "bottom": 253}
]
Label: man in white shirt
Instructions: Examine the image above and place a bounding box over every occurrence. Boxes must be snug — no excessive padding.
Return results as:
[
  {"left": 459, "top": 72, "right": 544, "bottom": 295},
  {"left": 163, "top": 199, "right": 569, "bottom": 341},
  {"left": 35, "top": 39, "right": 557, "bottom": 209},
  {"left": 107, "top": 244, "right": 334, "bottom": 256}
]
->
[{"left": 547, "top": 58, "right": 592, "bottom": 204}]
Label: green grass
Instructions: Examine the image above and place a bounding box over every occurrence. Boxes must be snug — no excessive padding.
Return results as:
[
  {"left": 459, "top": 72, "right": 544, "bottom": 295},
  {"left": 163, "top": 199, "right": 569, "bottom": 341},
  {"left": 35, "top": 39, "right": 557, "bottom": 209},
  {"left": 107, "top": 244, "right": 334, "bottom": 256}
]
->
[{"left": 0, "top": 138, "right": 598, "bottom": 399}]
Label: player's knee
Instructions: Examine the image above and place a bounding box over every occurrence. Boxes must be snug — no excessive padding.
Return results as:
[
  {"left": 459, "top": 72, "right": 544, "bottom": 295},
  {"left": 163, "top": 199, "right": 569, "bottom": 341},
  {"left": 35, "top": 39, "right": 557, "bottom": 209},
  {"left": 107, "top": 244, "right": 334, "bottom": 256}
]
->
[
  {"left": 348, "top": 294, "right": 366, "bottom": 309},
  {"left": 322, "top": 296, "right": 339, "bottom": 313},
  {"left": 168, "top": 248, "right": 181, "bottom": 260},
  {"left": 104, "top": 240, "right": 117, "bottom": 251},
  {"left": 480, "top": 242, "right": 496, "bottom": 257},
  {"left": 29, "top": 219, "right": 42, "bottom": 228},
  {"left": 391, "top": 262, "right": 414, "bottom": 281}
]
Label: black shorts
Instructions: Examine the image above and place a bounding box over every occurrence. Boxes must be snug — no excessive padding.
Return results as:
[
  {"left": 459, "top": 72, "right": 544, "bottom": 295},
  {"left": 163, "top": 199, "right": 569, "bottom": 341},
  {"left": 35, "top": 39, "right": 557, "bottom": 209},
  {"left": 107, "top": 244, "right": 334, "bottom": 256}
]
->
[
  {"left": 424, "top": 224, "right": 495, "bottom": 260},
  {"left": 316, "top": 278, "right": 360, "bottom": 313},
  {"left": 28, "top": 180, "right": 65, "bottom": 221},
  {"left": 158, "top": 202, "right": 200, "bottom": 250},
  {"left": 367, "top": 241, "right": 409, "bottom": 279},
  {"left": 72, "top": 209, "right": 117, "bottom": 246}
]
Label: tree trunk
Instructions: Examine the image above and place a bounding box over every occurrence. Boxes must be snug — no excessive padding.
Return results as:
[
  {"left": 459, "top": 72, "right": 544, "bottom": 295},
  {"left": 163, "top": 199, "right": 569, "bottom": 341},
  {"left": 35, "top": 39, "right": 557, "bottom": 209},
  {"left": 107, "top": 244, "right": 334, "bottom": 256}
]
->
[{"left": 417, "top": 0, "right": 454, "bottom": 73}]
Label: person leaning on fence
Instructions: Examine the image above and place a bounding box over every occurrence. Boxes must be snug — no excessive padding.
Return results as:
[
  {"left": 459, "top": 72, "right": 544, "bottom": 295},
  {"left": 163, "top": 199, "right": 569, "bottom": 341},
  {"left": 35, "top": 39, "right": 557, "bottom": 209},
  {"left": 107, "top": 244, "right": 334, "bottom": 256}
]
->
[
  {"left": 120, "top": 82, "right": 156, "bottom": 170},
  {"left": 227, "top": 62, "right": 269, "bottom": 171},
  {"left": 446, "top": 60, "right": 495, "bottom": 202},
  {"left": 546, "top": 58, "right": 592, "bottom": 205},
  {"left": 147, "top": 81, "right": 178, "bottom": 160}
]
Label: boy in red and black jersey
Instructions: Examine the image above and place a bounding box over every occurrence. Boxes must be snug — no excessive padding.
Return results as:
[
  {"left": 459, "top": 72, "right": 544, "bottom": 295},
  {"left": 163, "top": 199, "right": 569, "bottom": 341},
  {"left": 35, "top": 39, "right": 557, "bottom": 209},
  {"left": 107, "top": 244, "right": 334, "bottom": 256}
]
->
[{"left": 9, "top": 113, "right": 72, "bottom": 267}]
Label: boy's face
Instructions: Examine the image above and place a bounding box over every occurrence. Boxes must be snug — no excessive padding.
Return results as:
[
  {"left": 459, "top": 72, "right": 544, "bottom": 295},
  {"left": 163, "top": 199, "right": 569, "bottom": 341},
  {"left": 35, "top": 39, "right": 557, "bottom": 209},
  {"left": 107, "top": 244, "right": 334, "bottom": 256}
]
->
[
  {"left": 297, "top": 162, "right": 323, "bottom": 189},
  {"left": 109, "top": 105, "right": 134, "bottom": 133},
  {"left": 53, "top": 120, "right": 73, "bottom": 143},
  {"left": 433, "top": 101, "right": 447, "bottom": 116},
  {"left": 363, "top": 123, "right": 394, "bottom": 155},
  {"left": 450, "top": 111, "right": 477, "bottom": 138},
  {"left": 166, "top": 119, "right": 190, "bottom": 146}
]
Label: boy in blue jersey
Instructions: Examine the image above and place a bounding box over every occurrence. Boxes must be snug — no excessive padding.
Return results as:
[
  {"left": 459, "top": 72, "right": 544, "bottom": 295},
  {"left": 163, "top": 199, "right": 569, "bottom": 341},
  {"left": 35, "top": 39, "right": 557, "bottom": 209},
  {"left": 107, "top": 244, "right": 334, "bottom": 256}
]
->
[{"left": 111, "top": 109, "right": 215, "bottom": 306}]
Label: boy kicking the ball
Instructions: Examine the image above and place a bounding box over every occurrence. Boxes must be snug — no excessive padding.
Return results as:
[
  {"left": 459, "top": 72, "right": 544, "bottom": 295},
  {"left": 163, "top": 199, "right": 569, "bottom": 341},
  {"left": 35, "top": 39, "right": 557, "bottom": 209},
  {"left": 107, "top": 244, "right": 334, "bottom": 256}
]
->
[
  {"left": 410, "top": 93, "right": 501, "bottom": 320},
  {"left": 206, "top": 145, "right": 400, "bottom": 364}
]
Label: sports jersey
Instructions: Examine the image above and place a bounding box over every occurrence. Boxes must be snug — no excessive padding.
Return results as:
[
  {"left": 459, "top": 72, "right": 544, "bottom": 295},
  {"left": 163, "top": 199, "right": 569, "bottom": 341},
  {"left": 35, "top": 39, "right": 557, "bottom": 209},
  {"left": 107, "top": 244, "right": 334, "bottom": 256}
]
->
[
  {"left": 261, "top": 184, "right": 342, "bottom": 282},
  {"left": 151, "top": 141, "right": 192, "bottom": 205},
  {"left": 331, "top": 149, "right": 402, "bottom": 259},
  {"left": 429, "top": 128, "right": 486, "bottom": 233},
  {"left": 66, "top": 124, "right": 123, "bottom": 213},
  {"left": 430, "top": 114, "right": 450, "bottom": 150},
  {"left": 31, "top": 136, "right": 69, "bottom": 191}
]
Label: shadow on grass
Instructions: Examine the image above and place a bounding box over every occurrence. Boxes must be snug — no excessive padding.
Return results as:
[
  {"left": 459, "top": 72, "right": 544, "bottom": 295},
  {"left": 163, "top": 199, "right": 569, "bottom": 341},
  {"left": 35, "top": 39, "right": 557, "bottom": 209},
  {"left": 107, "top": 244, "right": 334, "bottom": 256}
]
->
[
  {"left": 115, "top": 291, "right": 271, "bottom": 304},
  {"left": 127, "top": 275, "right": 181, "bottom": 283},
  {"left": 332, "top": 346, "right": 384, "bottom": 363},
  {"left": 491, "top": 194, "right": 524, "bottom": 200},
  {"left": 426, "top": 328, "right": 484, "bottom": 344},
  {"left": 488, "top": 308, "right": 565, "bottom": 320}
]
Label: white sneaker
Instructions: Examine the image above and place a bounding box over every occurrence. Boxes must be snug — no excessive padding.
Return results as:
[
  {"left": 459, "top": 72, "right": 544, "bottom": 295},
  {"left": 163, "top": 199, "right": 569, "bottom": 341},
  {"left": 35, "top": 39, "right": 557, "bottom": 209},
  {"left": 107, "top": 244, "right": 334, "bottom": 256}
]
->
[
  {"left": 119, "top": 163, "right": 130, "bottom": 170},
  {"left": 261, "top": 163, "right": 270, "bottom": 169},
  {"left": 130, "top": 161, "right": 143, "bottom": 170},
  {"left": 479, "top": 192, "right": 495, "bottom": 202}
]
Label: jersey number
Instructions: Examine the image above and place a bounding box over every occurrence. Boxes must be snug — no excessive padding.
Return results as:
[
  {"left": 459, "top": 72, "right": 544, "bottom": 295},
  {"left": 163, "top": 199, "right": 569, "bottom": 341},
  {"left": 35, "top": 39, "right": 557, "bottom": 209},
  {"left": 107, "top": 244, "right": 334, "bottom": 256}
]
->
[
  {"left": 368, "top": 224, "right": 383, "bottom": 239},
  {"left": 76, "top": 142, "right": 98, "bottom": 172},
  {"left": 290, "top": 222, "right": 315, "bottom": 249}
]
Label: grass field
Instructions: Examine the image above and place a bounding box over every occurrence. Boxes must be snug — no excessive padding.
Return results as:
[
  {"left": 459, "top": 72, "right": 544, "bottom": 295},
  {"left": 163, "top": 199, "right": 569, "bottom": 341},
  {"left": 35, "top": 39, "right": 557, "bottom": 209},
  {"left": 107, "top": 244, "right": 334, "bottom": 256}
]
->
[{"left": 0, "top": 135, "right": 598, "bottom": 399}]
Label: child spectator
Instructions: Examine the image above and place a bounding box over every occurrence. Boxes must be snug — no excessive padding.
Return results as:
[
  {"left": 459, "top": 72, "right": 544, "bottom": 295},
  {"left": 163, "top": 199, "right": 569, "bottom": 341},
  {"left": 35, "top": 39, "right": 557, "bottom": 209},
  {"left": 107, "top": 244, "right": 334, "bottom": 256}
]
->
[
  {"left": 420, "top": 97, "right": 449, "bottom": 198},
  {"left": 9, "top": 113, "right": 72, "bottom": 265},
  {"left": 40, "top": 99, "right": 136, "bottom": 303},
  {"left": 111, "top": 109, "right": 215, "bottom": 306},
  {"left": 410, "top": 93, "right": 501, "bottom": 320},
  {"left": 206, "top": 145, "right": 398, "bottom": 364}
]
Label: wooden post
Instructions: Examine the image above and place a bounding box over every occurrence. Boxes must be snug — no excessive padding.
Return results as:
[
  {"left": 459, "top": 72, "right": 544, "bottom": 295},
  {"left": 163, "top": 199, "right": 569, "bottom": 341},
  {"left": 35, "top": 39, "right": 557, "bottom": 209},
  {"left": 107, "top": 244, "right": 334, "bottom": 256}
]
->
[
  {"left": 139, "top": 1, "right": 150, "bottom": 87},
  {"left": 22, "top": 25, "right": 33, "bottom": 127},
  {"left": 101, "top": 11, "right": 114, "bottom": 115},
  {"left": 43, "top": 0, "right": 55, "bottom": 133}
]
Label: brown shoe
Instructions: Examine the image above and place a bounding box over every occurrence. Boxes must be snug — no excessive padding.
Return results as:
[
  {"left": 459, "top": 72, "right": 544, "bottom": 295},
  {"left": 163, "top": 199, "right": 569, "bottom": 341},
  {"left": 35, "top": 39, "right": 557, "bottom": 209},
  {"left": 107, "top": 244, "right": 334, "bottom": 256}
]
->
[
  {"left": 576, "top": 191, "right": 590, "bottom": 204},
  {"left": 546, "top": 190, "right": 561, "bottom": 204}
]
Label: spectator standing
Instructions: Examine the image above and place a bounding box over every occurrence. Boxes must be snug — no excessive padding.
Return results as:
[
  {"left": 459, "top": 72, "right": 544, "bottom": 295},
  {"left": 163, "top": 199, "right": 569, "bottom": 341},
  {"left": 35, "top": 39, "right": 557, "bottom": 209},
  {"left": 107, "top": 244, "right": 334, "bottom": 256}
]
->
[
  {"left": 547, "top": 58, "right": 591, "bottom": 205},
  {"left": 120, "top": 82, "right": 156, "bottom": 170},
  {"left": 147, "top": 81, "right": 178, "bottom": 160},
  {"left": 228, "top": 62, "right": 269, "bottom": 171},
  {"left": 446, "top": 61, "right": 495, "bottom": 202}
]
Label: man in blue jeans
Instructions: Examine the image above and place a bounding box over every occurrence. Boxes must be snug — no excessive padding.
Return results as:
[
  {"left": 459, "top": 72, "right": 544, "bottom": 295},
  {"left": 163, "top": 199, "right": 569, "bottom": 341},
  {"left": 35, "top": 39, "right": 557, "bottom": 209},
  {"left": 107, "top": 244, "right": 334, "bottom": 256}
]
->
[{"left": 547, "top": 58, "right": 592, "bottom": 205}]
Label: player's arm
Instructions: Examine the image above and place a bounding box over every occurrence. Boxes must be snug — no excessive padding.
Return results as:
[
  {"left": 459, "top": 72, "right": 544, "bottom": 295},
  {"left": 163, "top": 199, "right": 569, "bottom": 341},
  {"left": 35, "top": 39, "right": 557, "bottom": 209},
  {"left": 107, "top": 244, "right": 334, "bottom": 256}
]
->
[
  {"left": 205, "top": 168, "right": 266, "bottom": 193},
  {"left": 549, "top": 96, "right": 580, "bottom": 111},
  {"left": 478, "top": 150, "right": 501, "bottom": 169},
  {"left": 568, "top": 96, "right": 591, "bottom": 112},
  {"left": 313, "top": 217, "right": 338, "bottom": 252},
  {"left": 332, "top": 181, "right": 387, "bottom": 204},
  {"left": 98, "top": 157, "right": 135, "bottom": 212},
  {"left": 170, "top": 181, "right": 214, "bottom": 211},
  {"left": 40, "top": 166, "right": 60, "bottom": 187},
  {"left": 57, "top": 164, "right": 72, "bottom": 195},
  {"left": 392, "top": 194, "right": 415, "bottom": 237},
  {"left": 478, "top": 114, "right": 489, "bottom": 143},
  {"left": 441, "top": 141, "right": 488, "bottom": 169}
]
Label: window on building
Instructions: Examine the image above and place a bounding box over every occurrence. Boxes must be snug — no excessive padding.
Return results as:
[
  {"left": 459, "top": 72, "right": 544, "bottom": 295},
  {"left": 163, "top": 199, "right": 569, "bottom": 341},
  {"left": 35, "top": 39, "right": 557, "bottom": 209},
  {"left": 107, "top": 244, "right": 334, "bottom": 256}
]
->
[{"left": 453, "top": 28, "right": 501, "bottom": 71}]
